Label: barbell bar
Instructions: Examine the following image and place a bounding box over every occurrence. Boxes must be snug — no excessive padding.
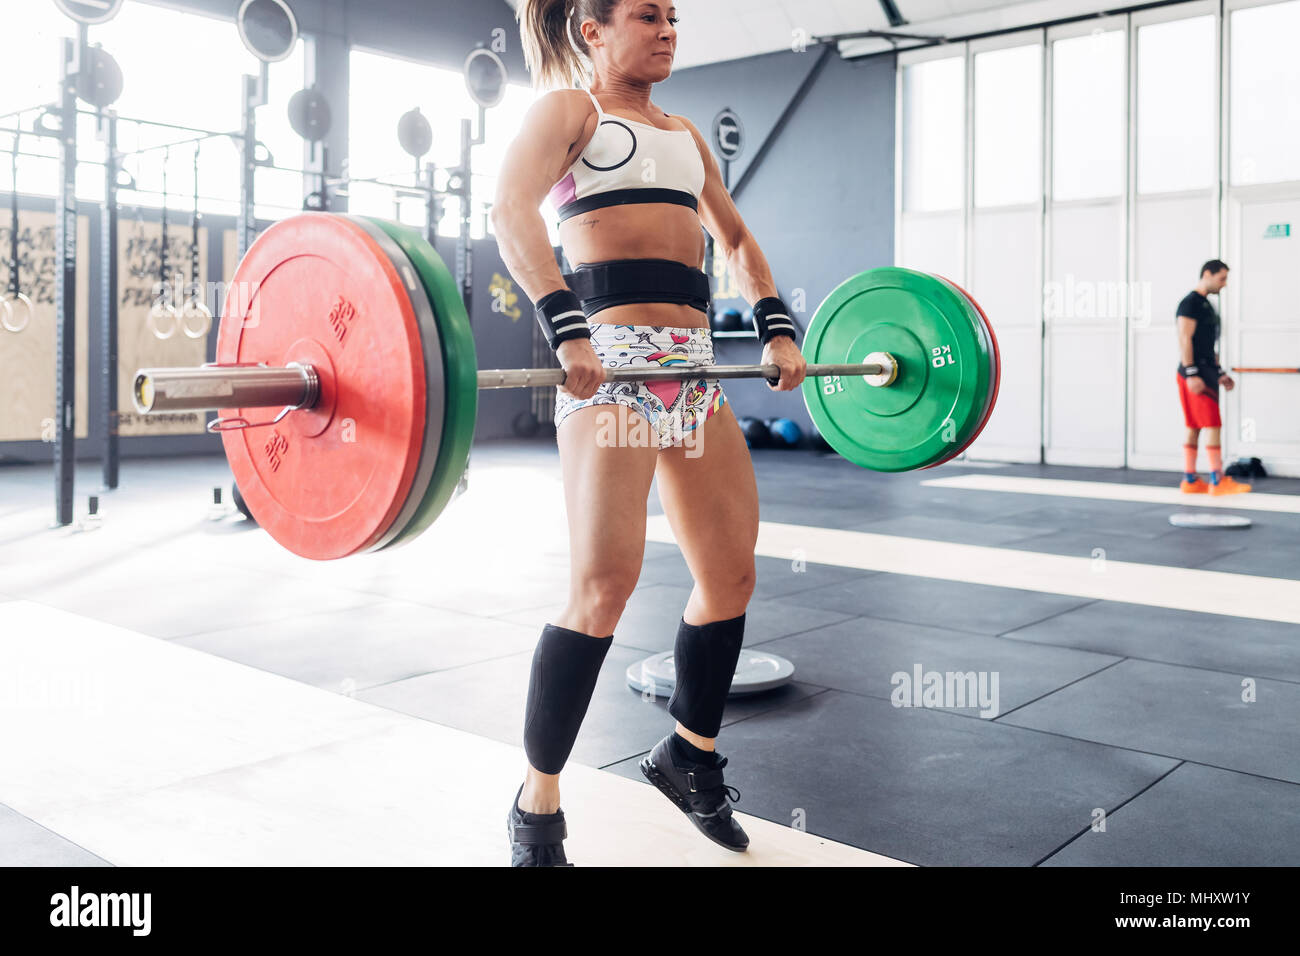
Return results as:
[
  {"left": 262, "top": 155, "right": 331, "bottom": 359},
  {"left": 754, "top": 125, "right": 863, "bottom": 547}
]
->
[
  {"left": 131, "top": 212, "right": 1000, "bottom": 560},
  {"left": 133, "top": 356, "right": 900, "bottom": 416}
]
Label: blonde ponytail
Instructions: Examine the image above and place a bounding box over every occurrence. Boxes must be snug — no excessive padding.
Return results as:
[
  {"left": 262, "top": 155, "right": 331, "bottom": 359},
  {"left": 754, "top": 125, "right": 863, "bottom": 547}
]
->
[{"left": 517, "top": 0, "right": 618, "bottom": 89}]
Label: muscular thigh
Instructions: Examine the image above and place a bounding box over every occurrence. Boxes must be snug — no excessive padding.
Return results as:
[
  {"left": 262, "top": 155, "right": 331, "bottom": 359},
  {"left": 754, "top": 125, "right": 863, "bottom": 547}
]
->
[
  {"left": 653, "top": 402, "right": 759, "bottom": 584},
  {"left": 557, "top": 402, "right": 660, "bottom": 588}
]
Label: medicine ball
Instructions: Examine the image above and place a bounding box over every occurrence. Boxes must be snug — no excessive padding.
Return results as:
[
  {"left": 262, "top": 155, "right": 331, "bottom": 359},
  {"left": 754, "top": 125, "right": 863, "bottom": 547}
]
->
[
  {"left": 709, "top": 305, "right": 729, "bottom": 334},
  {"left": 738, "top": 416, "right": 771, "bottom": 448},
  {"left": 512, "top": 410, "right": 541, "bottom": 438},
  {"left": 767, "top": 417, "right": 803, "bottom": 448}
]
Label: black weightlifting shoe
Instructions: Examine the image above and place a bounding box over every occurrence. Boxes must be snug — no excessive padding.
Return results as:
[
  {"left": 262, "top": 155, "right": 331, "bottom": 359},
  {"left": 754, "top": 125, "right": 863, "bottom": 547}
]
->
[
  {"left": 639, "top": 735, "right": 748, "bottom": 852},
  {"left": 507, "top": 783, "right": 575, "bottom": 867}
]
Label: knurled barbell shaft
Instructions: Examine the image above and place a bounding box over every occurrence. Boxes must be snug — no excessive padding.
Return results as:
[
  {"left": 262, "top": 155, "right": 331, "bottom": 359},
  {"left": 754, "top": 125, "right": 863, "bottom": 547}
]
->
[
  {"left": 133, "top": 360, "right": 890, "bottom": 414},
  {"left": 475, "top": 361, "right": 886, "bottom": 389}
]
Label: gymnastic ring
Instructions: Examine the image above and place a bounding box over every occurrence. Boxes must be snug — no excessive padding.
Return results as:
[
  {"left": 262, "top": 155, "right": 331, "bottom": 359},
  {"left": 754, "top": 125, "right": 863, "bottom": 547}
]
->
[
  {"left": 1, "top": 291, "right": 33, "bottom": 333},
  {"left": 147, "top": 301, "right": 179, "bottom": 340},
  {"left": 180, "top": 297, "right": 213, "bottom": 339}
]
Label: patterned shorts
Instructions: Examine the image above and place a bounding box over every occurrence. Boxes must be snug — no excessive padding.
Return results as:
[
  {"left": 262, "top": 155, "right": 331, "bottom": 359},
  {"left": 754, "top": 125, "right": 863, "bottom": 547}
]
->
[{"left": 554, "top": 324, "right": 729, "bottom": 449}]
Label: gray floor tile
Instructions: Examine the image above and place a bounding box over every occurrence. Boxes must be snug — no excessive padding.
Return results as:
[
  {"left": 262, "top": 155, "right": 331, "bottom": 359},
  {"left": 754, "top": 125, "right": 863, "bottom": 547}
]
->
[
  {"left": 174, "top": 601, "right": 540, "bottom": 691},
  {"left": 19, "top": 567, "right": 384, "bottom": 640},
  {"left": 760, "top": 616, "right": 1120, "bottom": 716},
  {"left": 1004, "top": 601, "right": 1300, "bottom": 683},
  {"left": 355, "top": 643, "right": 824, "bottom": 770},
  {"left": 1041, "top": 763, "right": 1300, "bottom": 866},
  {"left": 784, "top": 574, "right": 1093, "bottom": 636},
  {"left": 758, "top": 502, "right": 902, "bottom": 529},
  {"left": 495, "top": 582, "right": 858, "bottom": 652},
  {"left": 341, "top": 566, "right": 573, "bottom": 618},
  {"left": 1002, "top": 529, "right": 1242, "bottom": 569},
  {"left": 842, "top": 514, "right": 1053, "bottom": 546},
  {"left": 0, "top": 805, "right": 111, "bottom": 866},
  {"left": 1001, "top": 659, "right": 1300, "bottom": 783},
  {"left": 1197, "top": 546, "right": 1300, "bottom": 581},
  {"left": 992, "top": 506, "right": 1173, "bottom": 540},
  {"left": 605, "top": 691, "right": 1176, "bottom": 865},
  {"left": 639, "top": 550, "right": 879, "bottom": 598},
  {"left": 1155, "top": 516, "right": 1300, "bottom": 551},
  {"left": 3, "top": 448, "right": 1298, "bottom": 868}
]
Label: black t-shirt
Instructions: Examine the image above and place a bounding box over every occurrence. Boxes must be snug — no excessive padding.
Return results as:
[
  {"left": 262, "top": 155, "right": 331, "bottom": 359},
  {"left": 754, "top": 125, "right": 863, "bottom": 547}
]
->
[{"left": 1176, "top": 290, "right": 1219, "bottom": 383}]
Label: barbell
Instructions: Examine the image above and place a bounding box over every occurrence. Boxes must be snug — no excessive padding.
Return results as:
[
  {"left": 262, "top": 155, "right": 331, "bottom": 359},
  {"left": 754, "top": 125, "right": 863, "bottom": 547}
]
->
[{"left": 132, "top": 213, "right": 1000, "bottom": 560}]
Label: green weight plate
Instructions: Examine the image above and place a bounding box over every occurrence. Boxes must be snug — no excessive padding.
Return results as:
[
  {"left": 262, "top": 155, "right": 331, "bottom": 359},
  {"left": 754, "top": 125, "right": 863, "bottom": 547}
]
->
[
  {"left": 800, "top": 268, "right": 993, "bottom": 472},
  {"left": 367, "top": 218, "right": 478, "bottom": 549},
  {"left": 340, "top": 215, "right": 445, "bottom": 552}
]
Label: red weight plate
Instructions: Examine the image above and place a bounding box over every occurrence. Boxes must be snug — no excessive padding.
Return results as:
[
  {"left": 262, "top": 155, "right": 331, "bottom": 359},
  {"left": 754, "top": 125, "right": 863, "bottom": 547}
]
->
[
  {"left": 925, "top": 275, "right": 1001, "bottom": 468},
  {"left": 216, "top": 213, "right": 427, "bottom": 560},
  {"left": 945, "top": 278, "right": 1001, "bottom": 455}
]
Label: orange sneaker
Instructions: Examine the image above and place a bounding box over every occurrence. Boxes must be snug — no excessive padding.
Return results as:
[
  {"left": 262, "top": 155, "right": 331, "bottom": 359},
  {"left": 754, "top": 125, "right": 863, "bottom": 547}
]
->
[
  {"left": 1180, "top": 477, "right": 1209, "bottom": 493},
  {"left": 1209, "top": 475, "right": 1252, "bottom": 495}
]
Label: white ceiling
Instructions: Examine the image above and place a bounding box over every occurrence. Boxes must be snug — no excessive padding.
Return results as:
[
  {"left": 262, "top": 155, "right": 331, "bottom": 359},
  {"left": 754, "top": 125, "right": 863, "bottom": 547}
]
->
[{"left": 502, "top": 1, "right": 1139, "bottom": 68}]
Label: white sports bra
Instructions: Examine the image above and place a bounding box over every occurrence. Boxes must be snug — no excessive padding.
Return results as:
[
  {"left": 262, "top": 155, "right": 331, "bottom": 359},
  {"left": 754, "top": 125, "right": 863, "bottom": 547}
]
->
[{"left": 546, "top": 89, "right": 707, "bottom": 223}]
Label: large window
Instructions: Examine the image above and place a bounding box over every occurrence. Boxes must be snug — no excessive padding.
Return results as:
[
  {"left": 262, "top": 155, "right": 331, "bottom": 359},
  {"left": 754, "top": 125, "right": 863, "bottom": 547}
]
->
[
  {"left": 1051, "top": 29, "right": 1127, "bottom": 201},
  {"left": 901, "top": 56, "right": 964, "bottom": 212},
  {"left": 1, "top": 4, "right": 90, "bottom": 198},
  {"left": 348, "top": 48, "right": 542, "bottom": 241},
  {"left": 1230, "top": 0, "right": 1300, "bottom": 186},
  {"left": 1136, "top": 15, "right": 1215, "bottom": 194},
  {"left": 973, "top": 43, "right": 1041, "bottom": 207},
  {"left": 0, "top": 1, "right": 303, "bottom": 217}
]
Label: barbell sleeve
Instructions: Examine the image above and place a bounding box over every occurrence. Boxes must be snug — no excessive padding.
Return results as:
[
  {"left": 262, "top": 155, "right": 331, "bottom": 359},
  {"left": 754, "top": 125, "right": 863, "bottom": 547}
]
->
[{"left": 133, "top": 363, "right": 318, "bottom": 414}]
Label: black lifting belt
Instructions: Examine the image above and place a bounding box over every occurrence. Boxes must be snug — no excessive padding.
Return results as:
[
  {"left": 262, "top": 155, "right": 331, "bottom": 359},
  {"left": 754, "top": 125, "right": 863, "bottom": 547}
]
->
[{"left": 563, "top": 258, "right": 711, "bottom": 314}]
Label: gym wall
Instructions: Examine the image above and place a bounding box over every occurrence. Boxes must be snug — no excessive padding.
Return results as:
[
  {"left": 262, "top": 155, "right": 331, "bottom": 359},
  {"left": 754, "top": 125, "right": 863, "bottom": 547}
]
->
[{"left": 656, "top": 49, "right": 897, "bottom": 434}]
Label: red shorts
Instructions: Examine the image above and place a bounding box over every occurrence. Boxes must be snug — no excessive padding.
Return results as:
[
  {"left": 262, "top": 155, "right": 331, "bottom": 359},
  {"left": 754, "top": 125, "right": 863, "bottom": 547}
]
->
[{"left": 1176, "top": 373, "right": 1221, "bottom": 428}]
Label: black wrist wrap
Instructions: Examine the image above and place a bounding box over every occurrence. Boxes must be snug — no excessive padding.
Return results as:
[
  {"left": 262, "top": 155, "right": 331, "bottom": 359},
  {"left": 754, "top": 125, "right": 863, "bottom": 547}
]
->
[{"left": 535, "top": 288, "right": 590, "bottom": 350}]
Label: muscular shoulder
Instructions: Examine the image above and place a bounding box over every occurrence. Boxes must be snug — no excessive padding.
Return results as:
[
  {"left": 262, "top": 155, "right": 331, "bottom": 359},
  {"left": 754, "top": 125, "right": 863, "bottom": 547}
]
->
[
  {"left": 534, "top": 88, "right": 598, "bottom": 128},
  {"left": 518, "top": 89, "right": 601, "bottom": 166},
  {"left": 673, "top": 114, "right": 708, "bottom": 146}
]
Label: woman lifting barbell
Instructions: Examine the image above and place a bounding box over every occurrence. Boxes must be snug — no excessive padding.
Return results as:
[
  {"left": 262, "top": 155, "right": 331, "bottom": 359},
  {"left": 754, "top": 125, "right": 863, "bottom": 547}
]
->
[{"left": 493, "top": 0, "right": 806, "bottom": 866}]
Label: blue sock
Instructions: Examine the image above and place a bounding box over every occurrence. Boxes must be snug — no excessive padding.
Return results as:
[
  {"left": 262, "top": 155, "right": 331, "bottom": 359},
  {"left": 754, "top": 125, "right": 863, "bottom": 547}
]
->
[
  {"left": 1184, "top": 472, "right": 1198, "bottom": 482},
  {"left": 1209, "top": 471, "right": 1221, "bottom": 485}
]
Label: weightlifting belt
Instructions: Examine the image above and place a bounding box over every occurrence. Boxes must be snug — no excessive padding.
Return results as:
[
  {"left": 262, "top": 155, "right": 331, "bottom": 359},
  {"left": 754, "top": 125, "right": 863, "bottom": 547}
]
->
[{"left": 563, "top": 258, "right": 711, "bottom": 317}]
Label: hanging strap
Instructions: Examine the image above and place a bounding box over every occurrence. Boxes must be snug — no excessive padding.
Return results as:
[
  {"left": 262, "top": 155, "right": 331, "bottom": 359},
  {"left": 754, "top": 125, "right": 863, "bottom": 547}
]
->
[
  {"left": 190, "top": 146, "right": 201, "bottom": 287},
  {"left": 159, "top": 147, "right": 169, "bottom": 289},
  {"left": 8, "top": 131, "right": 18, "bottom": 296}
]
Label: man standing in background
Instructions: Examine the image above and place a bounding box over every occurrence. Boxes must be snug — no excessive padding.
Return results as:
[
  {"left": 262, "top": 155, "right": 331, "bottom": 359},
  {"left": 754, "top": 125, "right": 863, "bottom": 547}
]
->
[{"left": 1176, "top": 260, "right": 1250, "bottom": 495}]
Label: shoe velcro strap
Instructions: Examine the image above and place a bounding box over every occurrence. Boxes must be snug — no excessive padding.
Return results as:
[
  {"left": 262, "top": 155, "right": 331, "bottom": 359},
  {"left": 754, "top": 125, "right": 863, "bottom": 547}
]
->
[
  {"left": 685, "top": 767, "right": 726, "bottom": 792},
  {"left": 510, "top": 819, "right": 568, "bottom": 845},
  {"left": 693, "top": 801, "right": 733, "bottom": 821}
]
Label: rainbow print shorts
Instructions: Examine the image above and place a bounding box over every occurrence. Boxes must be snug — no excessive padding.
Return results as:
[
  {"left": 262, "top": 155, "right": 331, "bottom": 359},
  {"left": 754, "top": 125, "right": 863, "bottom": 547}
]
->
[{"left": 553, "top": 324, "right": 728, "bottom": 449}]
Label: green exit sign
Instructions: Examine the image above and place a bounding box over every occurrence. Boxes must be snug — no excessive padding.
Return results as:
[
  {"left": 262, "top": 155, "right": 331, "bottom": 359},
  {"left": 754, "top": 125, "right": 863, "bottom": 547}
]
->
[{"left": 1263, "top": 223, "right": 1291, "bottom": 238}]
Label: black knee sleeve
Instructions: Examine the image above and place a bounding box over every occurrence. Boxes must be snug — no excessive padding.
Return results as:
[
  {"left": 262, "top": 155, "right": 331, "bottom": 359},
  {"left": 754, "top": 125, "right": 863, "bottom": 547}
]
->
[
  {"left": 523, "top": 623, "right": 613, "bottom": 775},
  {"left": 667, "top": 612, "right": 745, "bottom": 739}
]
